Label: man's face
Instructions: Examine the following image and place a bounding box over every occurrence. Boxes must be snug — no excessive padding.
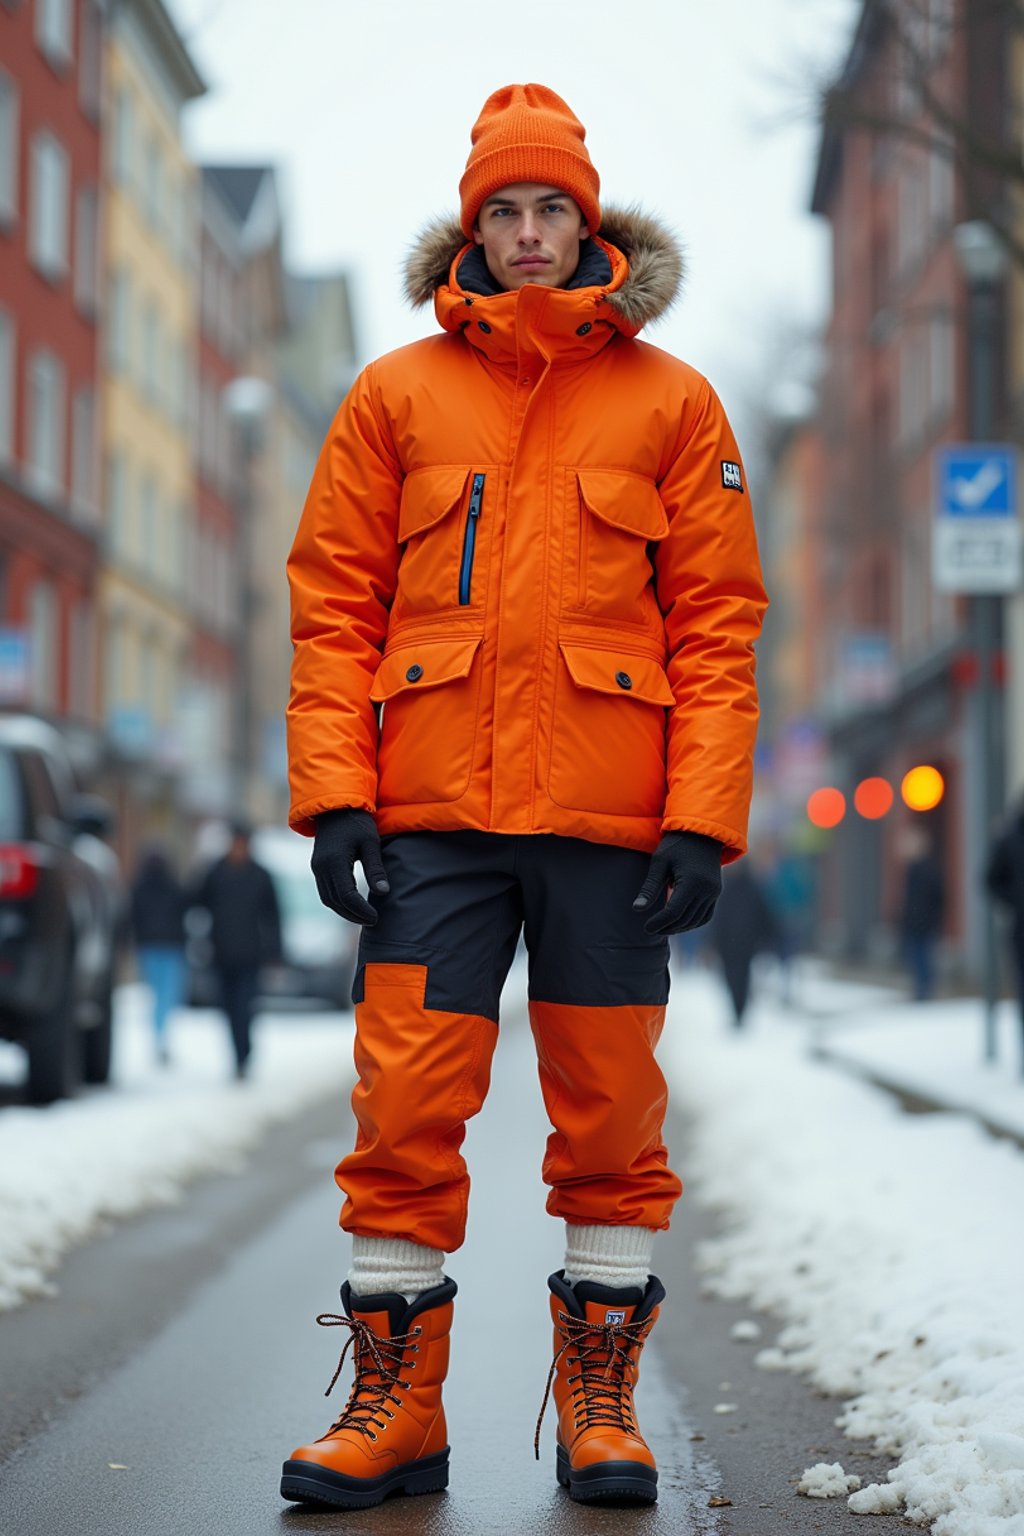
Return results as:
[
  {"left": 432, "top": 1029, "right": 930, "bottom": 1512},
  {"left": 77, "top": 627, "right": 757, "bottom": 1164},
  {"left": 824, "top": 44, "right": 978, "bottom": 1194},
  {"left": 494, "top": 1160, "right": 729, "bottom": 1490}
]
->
[{"left": 473, "top": 183, "right": 589, "bottom": 291}]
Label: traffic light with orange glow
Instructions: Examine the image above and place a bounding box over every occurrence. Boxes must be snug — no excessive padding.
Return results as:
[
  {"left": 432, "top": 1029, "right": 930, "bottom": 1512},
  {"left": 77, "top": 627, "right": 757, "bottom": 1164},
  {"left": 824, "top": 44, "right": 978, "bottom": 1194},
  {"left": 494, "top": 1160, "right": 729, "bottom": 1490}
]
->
[
  {"left": 807, "top": 787, "right": 846, "bottom": 828},
  {"left": 854, "top": 777, "right": 894, "bottom": 820},
  {"left": 901, "top": 765, "right": 945, "bottom": 812}
]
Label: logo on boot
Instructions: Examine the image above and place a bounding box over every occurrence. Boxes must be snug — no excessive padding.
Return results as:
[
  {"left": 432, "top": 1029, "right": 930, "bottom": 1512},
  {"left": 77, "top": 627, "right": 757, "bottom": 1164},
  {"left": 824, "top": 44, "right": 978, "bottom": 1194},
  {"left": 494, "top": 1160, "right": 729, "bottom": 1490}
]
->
[{"left": 605, "top": 1309, "right": 626, "bottom": 1325}]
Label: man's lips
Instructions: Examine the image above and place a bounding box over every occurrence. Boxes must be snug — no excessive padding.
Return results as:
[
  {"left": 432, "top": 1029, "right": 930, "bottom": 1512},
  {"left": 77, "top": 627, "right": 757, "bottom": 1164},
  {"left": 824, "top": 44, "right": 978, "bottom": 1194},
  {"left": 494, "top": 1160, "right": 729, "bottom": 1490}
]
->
[{"left": 513, "top": 255, "right": 550, "bottom": 267}]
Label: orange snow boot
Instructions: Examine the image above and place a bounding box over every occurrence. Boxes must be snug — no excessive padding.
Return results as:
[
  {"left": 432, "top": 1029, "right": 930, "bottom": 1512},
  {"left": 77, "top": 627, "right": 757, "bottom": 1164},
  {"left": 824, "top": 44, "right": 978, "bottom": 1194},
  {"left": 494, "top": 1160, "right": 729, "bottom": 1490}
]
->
[
  {"left": 536, "top": 1270, "right": 665, "bottom": 1504},
  {"left": 280, "top": 1277, "right": 456, "bottom": 1510}
]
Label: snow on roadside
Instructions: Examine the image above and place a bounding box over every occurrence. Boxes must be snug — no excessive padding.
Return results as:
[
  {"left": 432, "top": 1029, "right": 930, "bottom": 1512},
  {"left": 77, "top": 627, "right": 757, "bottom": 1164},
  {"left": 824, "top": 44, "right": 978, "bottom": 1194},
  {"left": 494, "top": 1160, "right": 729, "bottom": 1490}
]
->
[
  {"left": 0, "top": 985, "right": 354, "bottom": 1312},
  {"left": 662, "top": 970, "right": 1024, "bottom": 1536}
]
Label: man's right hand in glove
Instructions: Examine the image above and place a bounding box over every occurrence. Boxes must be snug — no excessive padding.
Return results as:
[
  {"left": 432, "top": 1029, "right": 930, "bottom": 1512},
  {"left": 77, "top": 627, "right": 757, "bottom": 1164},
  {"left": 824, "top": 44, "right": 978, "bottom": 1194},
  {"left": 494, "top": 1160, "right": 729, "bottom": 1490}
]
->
[{"left": 310, "top": 808, "right": 390, "bottom": 926}]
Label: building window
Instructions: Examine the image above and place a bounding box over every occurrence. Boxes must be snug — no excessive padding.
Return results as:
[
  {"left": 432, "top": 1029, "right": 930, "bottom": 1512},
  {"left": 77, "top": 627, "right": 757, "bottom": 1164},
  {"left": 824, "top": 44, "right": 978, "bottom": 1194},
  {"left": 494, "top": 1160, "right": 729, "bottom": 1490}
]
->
[
  {"left": 141, "top": 299, "right": 160, "bottom": 404},
  {"left": 106, "top": 452, "right": 127, "bottom": 554},
  {"left": 143, "top": 133, "right": 162, "bottom": 232},
  {"left": 26, "top": 349, "right": 65, "bottom": 498},
  {"left": 104, "top": 612, "right": 125, "bottom": 712},
  {"left": 112, "top": 86, "right": 133, "bottom": 187},
  {"left": 68, "top": 600, "right": 95, "bottom": 720},
  {"left": 140, "top": 474, "right": 158, "bottom": 571},
  {"left": 0, "top": 70, "right": 18, "bottom": 228},
  {"left": 28, "top": 580, "right": 57, "bottom": 710},
  {"left": 29, "top": 131, "right": 69, "bottom": 281},
  {"left": 897, "top": 157, "right": 927, "bottom": 276},
  {"left": 78, "top": 0, "right": 101, "bottom": 120},
  {"left": 71, "top": 386, "right": 97, "bottom": 519},
  {"left": 929, "top": 144, "right": 954, "bottom": 232},
  {"left": 107, "top": 267, "right": 131, "bottom": 373},
  {"left": 35, "top": 0, "right": 73, "bottom": 71},
  {"left": 73, "top": 184, "right": 99, "bottom": 317},
  {"left": 929, "top": 310, "right": 955, "bottom": 427},
  {"left": 0, "top": 309, "right": 13, "bottom": 463}
]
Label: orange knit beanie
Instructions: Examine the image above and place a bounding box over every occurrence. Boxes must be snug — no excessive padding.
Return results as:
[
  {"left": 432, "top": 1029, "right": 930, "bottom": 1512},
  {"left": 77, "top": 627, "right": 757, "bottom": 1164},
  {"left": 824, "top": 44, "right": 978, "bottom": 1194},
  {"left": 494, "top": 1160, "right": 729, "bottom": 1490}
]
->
[{"left": 459, "top": 84, "right": 601, "bottom": 239}]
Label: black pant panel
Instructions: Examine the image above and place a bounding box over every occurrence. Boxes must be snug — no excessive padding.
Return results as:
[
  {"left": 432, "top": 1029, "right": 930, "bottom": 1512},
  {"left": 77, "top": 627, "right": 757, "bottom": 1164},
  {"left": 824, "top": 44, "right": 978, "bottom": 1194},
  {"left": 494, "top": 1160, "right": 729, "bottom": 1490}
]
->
[
  {"left": 352, "top": 832, "right": 669, "bottom": 1016},
  {"left": 354, "top": 832, "right": 523, "bottom": 1022}
]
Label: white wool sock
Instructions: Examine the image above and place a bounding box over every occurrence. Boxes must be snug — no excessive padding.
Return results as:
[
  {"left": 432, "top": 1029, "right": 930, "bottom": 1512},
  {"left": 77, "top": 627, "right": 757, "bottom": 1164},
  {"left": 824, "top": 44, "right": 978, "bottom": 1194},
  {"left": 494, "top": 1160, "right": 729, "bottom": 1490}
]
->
[
  {"left": 563, "top": 1224, "right": 654, "bottom": 1290},
  {"left": 348, "top": 1236, "right": 445, "bottom": 1304}
]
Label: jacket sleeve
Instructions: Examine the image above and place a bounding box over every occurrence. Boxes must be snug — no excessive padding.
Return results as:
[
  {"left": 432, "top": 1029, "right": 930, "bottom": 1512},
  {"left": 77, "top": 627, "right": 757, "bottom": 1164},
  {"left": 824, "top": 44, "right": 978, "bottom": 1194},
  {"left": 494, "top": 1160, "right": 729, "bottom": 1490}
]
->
[
  {"left": 654, "top": 378, "right": 768, "bottom": 862},
  {"left": 286, "top": 365, "right": 403, "bottom": 836}
]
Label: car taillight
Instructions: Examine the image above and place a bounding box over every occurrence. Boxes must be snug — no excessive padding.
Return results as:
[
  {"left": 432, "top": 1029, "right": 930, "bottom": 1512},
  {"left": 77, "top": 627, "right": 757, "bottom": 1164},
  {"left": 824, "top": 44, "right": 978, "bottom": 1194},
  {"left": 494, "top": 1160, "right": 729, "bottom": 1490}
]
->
[{"left": 0, "top": 845, "right": 40, "bottom": 898}]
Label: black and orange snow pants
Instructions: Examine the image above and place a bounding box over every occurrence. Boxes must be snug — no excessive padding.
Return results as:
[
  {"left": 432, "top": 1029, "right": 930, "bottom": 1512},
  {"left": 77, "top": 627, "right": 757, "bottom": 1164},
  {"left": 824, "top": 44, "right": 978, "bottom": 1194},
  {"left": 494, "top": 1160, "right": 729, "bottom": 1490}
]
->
[{"left": 336, "top": 832, "right": 682, "bottom": 1252}]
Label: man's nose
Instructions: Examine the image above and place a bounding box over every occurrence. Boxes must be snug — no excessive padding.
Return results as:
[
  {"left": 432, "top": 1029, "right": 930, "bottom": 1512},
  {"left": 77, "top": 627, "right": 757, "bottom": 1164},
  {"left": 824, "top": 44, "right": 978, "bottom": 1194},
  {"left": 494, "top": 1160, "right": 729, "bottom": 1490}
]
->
[{"left": 518, "top": 215, "right": 541, "bottom": 243}]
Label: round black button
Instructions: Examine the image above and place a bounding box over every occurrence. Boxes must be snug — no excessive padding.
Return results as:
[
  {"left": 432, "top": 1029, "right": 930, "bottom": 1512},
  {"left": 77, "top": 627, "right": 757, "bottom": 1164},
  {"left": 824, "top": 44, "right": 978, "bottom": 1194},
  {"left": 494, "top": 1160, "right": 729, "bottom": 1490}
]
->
[
  {"left": 406, "top": 664, "right": 424, "bottom": 682},
  {"left": 478, "top": 320, "right": 492, "bottom": 333},
  {"left": 576, "top": 322, "right": 592, "bottom": 336},
  {"left": 615, "top": 670, "right": 633, "bottom": 690}
]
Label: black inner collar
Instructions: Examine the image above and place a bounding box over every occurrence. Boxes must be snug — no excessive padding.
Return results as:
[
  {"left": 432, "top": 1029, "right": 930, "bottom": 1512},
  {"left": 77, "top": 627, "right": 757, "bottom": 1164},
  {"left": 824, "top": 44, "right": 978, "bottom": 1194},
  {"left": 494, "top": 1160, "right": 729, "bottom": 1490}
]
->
[{"left": 456, "top": 238, "right": 613, "bottom": 298}]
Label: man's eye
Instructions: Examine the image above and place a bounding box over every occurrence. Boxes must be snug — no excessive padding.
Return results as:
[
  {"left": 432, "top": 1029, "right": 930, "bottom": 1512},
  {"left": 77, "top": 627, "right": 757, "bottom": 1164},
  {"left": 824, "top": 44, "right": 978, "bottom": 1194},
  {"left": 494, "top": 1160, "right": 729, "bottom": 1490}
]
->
[{"left": 544, "top": 204, "right": 566, "bottom": 214}]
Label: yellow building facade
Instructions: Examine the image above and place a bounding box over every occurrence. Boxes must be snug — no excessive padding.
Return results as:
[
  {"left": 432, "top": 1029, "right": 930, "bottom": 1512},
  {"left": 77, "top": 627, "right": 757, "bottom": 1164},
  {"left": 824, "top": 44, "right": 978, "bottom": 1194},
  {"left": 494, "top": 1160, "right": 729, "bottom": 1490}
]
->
[{"left": 98, "top": 0, "right": 203, "bottom": 849}]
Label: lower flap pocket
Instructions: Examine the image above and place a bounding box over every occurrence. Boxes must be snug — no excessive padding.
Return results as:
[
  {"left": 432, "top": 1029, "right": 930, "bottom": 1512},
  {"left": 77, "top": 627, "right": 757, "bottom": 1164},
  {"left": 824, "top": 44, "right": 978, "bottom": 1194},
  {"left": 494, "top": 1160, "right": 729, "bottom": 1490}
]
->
[
  {"left": 559, "top": 644, "right": 674, "bottom": 706},
  {"left": 370, "top": 636, "right": 483, "bottom": 703}
]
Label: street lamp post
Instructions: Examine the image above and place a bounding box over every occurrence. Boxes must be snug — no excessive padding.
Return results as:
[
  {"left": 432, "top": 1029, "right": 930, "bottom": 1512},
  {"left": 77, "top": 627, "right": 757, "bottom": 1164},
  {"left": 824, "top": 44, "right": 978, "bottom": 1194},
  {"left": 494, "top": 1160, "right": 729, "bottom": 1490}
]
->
[
  {"left": 952, "top": 221, "right": 1008, "bottom": 1060},
  {"left": 223, "top": 376, "right": 273, "bottom": 818}
]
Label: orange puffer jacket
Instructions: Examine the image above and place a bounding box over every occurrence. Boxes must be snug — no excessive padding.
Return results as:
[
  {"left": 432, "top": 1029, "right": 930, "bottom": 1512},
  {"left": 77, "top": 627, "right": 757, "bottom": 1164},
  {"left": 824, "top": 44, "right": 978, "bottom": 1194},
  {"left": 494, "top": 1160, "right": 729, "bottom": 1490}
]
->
[{"left": 287, "top": 208, "right": 767, "bottom": 858}]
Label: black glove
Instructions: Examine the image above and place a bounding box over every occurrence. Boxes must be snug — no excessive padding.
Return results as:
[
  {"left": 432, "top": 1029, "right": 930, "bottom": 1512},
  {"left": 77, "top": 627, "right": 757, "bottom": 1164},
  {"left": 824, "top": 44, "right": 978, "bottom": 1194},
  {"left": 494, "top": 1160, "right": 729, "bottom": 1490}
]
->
[
  {"left": 632, "top": 831, "right": 723, "bottom": 935},
  {"left": 311, "top": 808, "right": 390, "bottom": 926}
]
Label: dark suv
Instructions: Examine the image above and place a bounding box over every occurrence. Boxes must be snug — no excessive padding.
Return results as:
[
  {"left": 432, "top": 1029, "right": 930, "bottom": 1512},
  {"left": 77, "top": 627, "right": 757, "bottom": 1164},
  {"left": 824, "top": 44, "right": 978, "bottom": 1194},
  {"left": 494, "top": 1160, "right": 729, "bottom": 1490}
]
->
[{"left": 0, "top": 715, "right": 123, "bottom": 1103}]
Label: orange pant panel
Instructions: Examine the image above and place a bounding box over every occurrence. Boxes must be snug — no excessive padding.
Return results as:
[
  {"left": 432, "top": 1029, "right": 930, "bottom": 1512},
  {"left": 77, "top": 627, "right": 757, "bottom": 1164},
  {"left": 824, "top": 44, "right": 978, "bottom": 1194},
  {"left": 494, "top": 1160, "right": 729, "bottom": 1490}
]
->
[
  {"left": 337, "top": 964, "right": 681, "bottom": 1252},
  {"left": 529, "top": 1000, "right": 682, "bottom": 1230},
  {"left": 337, "top": 963, "right": 498, "bottom": 1252}
]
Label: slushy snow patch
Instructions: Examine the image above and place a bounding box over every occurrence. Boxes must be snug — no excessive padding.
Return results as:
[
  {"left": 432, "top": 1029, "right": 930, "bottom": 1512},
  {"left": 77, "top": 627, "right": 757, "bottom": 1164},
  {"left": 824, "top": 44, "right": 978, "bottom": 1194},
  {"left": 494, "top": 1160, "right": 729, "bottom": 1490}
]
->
[
  {"left": 661, "top": 969, "right": 1024, "bottom": 1536},
  {"left": 798, "top": 1462, "right": 861, "bottom": 1498},
  {"left": 730, "top": 1319, "right": 762, "bottom": 1342},
  {"left": 0, "top": 986, "right": 354, "bottom": 1311}
]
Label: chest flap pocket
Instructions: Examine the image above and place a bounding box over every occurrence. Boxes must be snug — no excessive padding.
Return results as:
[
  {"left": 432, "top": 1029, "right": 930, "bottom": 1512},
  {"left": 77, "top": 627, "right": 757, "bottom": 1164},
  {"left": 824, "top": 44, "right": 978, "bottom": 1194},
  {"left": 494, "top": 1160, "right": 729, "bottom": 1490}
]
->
[
  {"left": 573, "top": 470, "right": 669, "bottom": 619},
  {"left": 396, "top": 466, "right": 491, "bottom": 617}
]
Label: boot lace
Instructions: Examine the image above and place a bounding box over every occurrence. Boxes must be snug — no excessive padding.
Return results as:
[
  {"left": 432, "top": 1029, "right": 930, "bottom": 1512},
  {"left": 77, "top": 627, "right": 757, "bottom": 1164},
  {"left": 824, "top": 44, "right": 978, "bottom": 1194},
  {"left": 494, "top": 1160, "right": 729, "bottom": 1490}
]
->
[
  {"left": 315, "top": 1313, "right": 421, "bottom": 1442},
  {"left": 534, "top": 1310, "right": 651, "bottom": 1458}
]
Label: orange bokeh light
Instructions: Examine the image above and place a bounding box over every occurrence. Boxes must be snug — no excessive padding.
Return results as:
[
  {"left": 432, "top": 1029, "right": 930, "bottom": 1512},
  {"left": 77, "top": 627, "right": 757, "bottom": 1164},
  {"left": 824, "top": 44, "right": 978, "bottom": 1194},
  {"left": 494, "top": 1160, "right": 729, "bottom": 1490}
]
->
[
  {"left": 854, "top": 777, "right": 894, "bottom": 820},
  {"left": 807, "top": 787, "right": 846, "bottom": 829},
  {"left": 901, "top": 765, "right": 945, "bottom": 812}
]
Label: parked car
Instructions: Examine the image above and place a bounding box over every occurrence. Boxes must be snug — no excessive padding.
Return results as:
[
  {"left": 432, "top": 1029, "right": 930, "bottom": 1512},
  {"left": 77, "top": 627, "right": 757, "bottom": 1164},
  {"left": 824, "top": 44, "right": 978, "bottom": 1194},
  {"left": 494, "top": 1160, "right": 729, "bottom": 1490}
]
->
[
  {"left": 0, "top": 715, "right": 124, "bottom": 1103},
  {"left": 185, "top": 823, "right": 357, "bottom": 1011}
]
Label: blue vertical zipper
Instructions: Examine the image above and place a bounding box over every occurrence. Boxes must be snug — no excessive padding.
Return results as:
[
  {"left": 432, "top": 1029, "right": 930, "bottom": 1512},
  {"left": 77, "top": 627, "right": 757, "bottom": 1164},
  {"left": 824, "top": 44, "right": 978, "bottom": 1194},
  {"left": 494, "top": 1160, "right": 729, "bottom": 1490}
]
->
[{"left": 459, "top": 473, "right": 486, "bottom": 605}]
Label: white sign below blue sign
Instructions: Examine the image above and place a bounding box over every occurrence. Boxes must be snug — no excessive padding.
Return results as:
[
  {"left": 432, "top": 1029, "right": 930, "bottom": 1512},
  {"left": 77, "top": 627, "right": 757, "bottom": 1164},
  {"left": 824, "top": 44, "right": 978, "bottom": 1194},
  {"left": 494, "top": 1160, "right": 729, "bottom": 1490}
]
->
[{"left": 933, "top": 444, "right": 1021, "bottom": 593}]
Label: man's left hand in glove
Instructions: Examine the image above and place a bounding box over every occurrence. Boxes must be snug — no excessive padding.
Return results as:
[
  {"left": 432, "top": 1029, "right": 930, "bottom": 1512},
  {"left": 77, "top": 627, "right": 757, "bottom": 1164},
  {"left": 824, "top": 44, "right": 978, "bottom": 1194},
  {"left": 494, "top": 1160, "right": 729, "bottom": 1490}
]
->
[{"left": 632, "top": 831, "right": 723, "bottom": 935}]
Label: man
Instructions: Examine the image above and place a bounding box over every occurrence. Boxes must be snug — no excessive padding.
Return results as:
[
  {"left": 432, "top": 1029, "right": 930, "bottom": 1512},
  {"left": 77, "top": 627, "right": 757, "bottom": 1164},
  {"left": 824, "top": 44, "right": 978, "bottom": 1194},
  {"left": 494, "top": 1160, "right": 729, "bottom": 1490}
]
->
[
  {"left": 282, "top": 84, "right": 766, "bottom": 1510},
  {"left": 987, "top": 795, "right": 1024, "bottom": 1036},
  {"left": 192, "top": 821, "right": 281, "bottom": 1078}
]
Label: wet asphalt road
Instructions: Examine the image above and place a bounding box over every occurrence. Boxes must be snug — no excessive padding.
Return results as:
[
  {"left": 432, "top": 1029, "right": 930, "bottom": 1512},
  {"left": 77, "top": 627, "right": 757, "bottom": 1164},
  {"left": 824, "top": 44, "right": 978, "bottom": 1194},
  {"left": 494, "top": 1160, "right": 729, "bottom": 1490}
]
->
[{"left": 0, "top": 981, "right": 898, "bottom": 1535}]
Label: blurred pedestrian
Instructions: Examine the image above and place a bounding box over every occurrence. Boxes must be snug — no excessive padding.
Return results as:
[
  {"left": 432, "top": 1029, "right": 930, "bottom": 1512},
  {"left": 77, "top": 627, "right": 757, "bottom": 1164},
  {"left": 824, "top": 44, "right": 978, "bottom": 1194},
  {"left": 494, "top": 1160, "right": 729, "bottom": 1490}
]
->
[
  {"left": 130, "top": 843, "right": 187, "bottom": 1065},
  {"left": 190, "top": 821, "right": 281, "bottom": 1079},
  {"left": 708, "top": 862, "right": 780, "bottom": 1026},
  {"left": 282, "top": 82, "right": 766, "bottom": 1510},
  {"left": 986, "top": 795, "right": 1024, "bottom": 1043},
  {"left": 899, "top": 825, "right": 945, "bottom": 1002}
]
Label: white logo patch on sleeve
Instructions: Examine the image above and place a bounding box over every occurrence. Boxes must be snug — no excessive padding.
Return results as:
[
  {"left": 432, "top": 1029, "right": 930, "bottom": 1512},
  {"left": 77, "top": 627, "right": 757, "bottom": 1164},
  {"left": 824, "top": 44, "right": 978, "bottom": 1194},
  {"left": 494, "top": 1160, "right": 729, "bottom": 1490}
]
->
[
  {"left": 721, "top": 460, "right": 744, "bottom": 492},
  {"left": 605, "top": 1309, "right": 627, "bottom": 1325}
]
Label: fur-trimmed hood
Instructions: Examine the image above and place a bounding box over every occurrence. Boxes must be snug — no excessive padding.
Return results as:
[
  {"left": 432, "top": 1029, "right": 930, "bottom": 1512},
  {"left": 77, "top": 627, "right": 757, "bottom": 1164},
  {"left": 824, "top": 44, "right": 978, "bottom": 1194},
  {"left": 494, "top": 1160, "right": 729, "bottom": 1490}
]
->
[{"left": 403, "top": 205, "right": 684, "bottom": 331}]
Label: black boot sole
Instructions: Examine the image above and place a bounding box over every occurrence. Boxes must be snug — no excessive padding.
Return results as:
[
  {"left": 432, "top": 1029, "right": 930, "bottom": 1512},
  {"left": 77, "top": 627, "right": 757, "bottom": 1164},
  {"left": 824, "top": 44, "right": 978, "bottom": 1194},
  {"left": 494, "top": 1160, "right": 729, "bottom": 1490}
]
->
[
  {"left": 280, "top": 1448, "right": 449, "bottom": 1509},
  {"left": 556, "top": 1443, "right": 658, "bottom": 1504}
]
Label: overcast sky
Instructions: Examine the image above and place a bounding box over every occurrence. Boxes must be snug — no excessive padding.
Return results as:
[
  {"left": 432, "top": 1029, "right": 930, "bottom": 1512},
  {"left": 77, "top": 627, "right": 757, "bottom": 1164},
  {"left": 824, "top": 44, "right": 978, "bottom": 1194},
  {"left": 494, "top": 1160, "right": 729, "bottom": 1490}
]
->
[{"left": 171, "top": 0, "right": 857, "bottom": 433}]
